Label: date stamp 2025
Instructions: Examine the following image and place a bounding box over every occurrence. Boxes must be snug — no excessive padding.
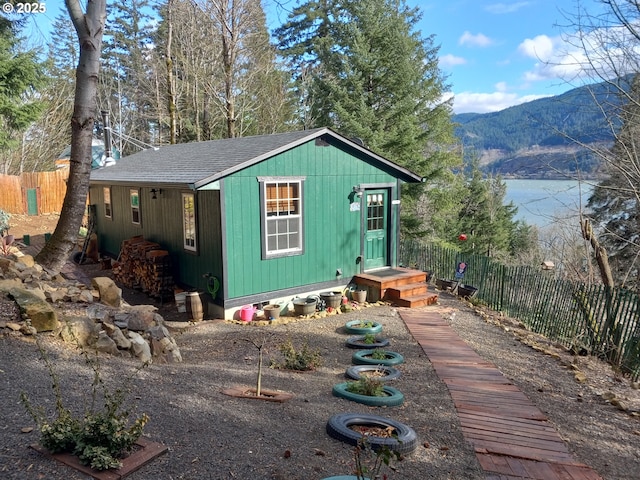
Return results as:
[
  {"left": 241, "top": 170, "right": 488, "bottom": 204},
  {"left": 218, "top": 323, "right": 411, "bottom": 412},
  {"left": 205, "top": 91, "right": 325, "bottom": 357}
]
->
[{"left": 2, "top": 2, "right": 47, "bottom": 14}]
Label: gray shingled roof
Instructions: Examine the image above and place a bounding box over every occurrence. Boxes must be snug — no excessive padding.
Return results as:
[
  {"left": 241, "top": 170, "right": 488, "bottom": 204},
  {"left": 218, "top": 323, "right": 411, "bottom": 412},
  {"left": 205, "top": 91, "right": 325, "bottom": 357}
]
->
[{"left": 90, "top": 127, "right": 422, "bottom": 188}]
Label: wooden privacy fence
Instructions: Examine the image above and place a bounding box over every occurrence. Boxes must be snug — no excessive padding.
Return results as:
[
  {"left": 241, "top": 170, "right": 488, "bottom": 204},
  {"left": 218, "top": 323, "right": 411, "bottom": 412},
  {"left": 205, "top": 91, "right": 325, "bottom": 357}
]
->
[
  {"left": 0, "top": 170, "right": 68, "bottom": 214},
  {"left": 400, "top": 238, "right": 640, "bottom": 381}
]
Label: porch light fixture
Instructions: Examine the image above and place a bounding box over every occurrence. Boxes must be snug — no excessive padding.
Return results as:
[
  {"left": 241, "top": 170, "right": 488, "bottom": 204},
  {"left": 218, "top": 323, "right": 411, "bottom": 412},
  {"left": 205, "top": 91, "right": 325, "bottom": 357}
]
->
[
  {"left": 150, "top": 188, "right": 162, "bottom": 199},
  {"left": 352, "top": 185, "right": 364, "bottom": 197}
]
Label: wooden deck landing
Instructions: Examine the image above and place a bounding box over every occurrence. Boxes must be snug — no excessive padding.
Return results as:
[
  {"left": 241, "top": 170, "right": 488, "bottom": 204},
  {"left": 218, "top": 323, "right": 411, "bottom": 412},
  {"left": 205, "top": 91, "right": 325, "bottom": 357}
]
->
[
  {"left": 353, "top": 267, "right": 438, "bottom": 307},
  {"left": 399, "top": 309, "right": 603, "bottom": 480}
]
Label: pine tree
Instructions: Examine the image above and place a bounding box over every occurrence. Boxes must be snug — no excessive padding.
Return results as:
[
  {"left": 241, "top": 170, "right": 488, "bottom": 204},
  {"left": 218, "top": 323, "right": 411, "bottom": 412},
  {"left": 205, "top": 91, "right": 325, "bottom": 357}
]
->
[
  {"left": 275, "top": 0, "right": 460, "bottom": 234},
  {"left": 0, "top": 16, "right": 44, "bottom": 174}
]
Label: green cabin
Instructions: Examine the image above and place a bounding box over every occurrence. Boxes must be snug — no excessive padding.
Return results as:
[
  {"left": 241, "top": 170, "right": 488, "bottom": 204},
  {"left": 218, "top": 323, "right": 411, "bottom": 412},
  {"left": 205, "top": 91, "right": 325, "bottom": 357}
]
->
[{"left": 89, "top": 128, "right": 422, "bottom": 318}]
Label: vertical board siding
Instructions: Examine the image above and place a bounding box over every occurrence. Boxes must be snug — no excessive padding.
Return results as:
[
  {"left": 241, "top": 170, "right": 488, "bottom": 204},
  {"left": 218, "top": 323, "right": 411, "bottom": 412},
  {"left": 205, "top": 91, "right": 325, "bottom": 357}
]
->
[
  {"left": 223, "top": 140, "right": 396, "bottom": 299},
  {"left": 400, "top": 238, "right": 640, "bottom": 380},
  {"left": 90, "top": 185, "right": 223, "bottom": 299}
]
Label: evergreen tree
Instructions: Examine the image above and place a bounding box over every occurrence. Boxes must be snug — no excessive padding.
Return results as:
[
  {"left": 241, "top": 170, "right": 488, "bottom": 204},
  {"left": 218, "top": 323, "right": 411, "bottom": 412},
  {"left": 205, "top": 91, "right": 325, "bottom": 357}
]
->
[
  {"left": 275, "top": 0, "right": 460, "bottom": 235},
  {"left": 0, "top": 16, "right": 44, "bottom": 173},
  {"left": 102, "top": 0, "right": 156, "bottom": 154},
  {"left": 587, "top": 74, "right": 640, "bottom": 291},
  {"left": 457, "top": 164, "right": 530, "bottom": 260}
]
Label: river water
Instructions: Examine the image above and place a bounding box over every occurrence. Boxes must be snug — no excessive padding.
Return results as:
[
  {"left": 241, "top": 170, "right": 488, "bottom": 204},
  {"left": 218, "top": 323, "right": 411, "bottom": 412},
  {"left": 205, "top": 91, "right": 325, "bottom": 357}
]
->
[{"left": 503, "top": 179, "right": 595, "bottom": 228}]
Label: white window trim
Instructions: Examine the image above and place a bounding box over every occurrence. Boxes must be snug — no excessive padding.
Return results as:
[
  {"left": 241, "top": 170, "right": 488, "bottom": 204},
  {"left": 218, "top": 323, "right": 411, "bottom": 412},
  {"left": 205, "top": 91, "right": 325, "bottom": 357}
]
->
[
  {"left": 130, "top": 189, "right": 140, "bottom": 225},
  {"left": 103, "top": 187, "right": 112, "bottom": 219},
  {"left": 182, "top": 192, "right": 197, "bottom": 252},
  {"left": 258, "top": 177, "right": 305, "bottom": 259}
]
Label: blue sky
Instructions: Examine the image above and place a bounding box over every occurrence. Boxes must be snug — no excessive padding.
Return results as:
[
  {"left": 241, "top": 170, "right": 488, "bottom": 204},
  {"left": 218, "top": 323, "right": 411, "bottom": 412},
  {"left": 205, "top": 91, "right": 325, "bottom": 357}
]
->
[{"left": 26, "top": 0, "right": 602, "bottom": 114}]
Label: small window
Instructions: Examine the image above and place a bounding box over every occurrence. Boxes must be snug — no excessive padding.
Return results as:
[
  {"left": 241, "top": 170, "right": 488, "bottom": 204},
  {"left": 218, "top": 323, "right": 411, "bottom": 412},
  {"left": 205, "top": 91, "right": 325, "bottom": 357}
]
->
[
  {"left": 130, "top": 189, "right": 140, "bottom": 224},
  {"left": 260, "top": 178, "right": 304, "bottom": 258},
  {"left": 182, "top": 193, "right": 197, "bottom": 251},
  {"left": 103, "top": 187, "right": 112, "bottom": 218}
]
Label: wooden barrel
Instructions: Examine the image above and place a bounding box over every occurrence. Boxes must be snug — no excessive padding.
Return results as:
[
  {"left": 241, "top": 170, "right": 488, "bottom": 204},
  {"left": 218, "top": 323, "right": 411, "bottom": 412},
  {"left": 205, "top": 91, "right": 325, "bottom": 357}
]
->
[{"left": 186, "top": 292, "right": 204, "bottom": 322}]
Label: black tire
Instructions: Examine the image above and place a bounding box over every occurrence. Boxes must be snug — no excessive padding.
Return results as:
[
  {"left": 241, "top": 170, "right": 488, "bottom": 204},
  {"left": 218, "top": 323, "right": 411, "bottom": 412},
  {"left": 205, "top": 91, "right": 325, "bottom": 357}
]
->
[
  {"left": 345, "top": 335, "right": 390, "bottom": 349},
  {"left": 344, "top": 320, "right": 382, "bottom": 335},
  {"left": 332, "top": 382, "right": 404, "bottom": 407},
  {"left": 345, "top": 365, "right": 401, "bottom": 382},
  {"left": 352, "top": 350, "right": 404, "bottom": 366},
  {"left": 326, "top": 413, "right": 418, "bottom": 455}
]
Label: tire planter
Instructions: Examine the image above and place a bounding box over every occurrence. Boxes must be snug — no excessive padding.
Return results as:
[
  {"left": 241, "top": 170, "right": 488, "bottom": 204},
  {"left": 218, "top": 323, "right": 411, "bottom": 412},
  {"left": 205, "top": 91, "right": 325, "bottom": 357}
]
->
[
  {"left": 352, "top": 350, "right": 404, "bottom": 366},
  {"left": 345, "top": 335, "right": 390, "bottom": 349},
  {"left": 344, "top": 320, "right": 382, "bottom": 335},
  {"left": 332, "top": 382, "right": 404, "bottom": 407},
  {"left": 326, "top": 413, "right": 418, "bottom": 455},
  {"left": 345, "top": 365, "right": 401, "bottom": 382}
]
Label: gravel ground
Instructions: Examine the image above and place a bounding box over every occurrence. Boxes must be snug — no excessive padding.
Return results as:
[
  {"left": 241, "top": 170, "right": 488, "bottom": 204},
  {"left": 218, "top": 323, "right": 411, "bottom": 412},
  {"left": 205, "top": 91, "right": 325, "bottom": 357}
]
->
[{"left": 1, "top": 287, "right": 640, "bottom": 479}]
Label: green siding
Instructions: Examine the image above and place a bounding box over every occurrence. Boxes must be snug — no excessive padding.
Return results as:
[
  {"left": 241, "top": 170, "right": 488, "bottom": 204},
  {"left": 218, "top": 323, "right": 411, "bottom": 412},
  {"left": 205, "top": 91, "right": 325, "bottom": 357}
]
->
[
  {"left": 89, "top": 185, "right": 224, "bottom": 300},
  {"left": 223, "top": 140, "right": 399, "bottom": 299}
]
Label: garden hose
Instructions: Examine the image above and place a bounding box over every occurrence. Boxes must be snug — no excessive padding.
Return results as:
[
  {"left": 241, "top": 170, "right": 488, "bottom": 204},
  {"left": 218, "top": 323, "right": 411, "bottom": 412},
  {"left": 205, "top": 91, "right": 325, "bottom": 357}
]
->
[{"left": 207, "top": 276, "right": 220, "bottom": 297}]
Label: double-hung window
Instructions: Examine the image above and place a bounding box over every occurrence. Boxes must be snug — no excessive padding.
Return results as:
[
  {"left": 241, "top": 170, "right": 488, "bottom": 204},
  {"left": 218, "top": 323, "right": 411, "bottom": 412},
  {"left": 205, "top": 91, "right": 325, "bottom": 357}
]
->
[
  {"left": 182, "top": 193, "right": 197, "bottom": 251},
  {"left": 259, "top": 177, "right": 305, "bottom": 258}
]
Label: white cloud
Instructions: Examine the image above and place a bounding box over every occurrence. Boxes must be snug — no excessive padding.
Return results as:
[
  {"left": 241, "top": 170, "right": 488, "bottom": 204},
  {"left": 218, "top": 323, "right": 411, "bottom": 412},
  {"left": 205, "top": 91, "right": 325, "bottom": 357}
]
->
[
  {"left": 495, "top": 82, "right": 508, "bottom": 92},
  {"left": 518, "top": 35, "right": 555, "bottom": 61},
  {"left": 439, "top": 54, "right": 467, "bottom": 68},
  {"left": 451, "top": 91, "right": 552, "bottom": 114},
  {"left": 459, "top": 31, "right": 494, "bottom": 48},
  {"left": 485, "top": 2, "right": 531, "bottom": 14},
  {"left": 518, "top": 34, "right": 591, "bottom": 83}
]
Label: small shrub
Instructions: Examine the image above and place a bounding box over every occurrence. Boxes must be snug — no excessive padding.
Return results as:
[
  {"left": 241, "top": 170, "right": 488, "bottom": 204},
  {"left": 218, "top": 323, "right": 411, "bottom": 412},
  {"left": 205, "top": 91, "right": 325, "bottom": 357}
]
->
[
  {"left": 353, "top": 436, "right": 400, "bottom": 479},
  {"left": 21, "top": 328, "right": 149, "bottom": 470},
  {"left": 370, "top": 348, "right": 389, "bottom": 360},
  {"left": 271, "top": 339, "right": 322, "bottom": 371},
  {"left": 345, "top": 377, "right": 385, "bottom": 397},
  {"left": 362, "top": 333, "right": 377, "bottom": 345}
]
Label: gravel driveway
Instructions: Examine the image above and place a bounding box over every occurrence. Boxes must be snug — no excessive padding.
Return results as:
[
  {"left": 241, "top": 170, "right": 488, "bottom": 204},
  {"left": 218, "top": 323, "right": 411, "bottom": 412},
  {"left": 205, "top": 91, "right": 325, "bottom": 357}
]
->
[{"left": 1, "top": 292, "right": 639, "bottom": 479}]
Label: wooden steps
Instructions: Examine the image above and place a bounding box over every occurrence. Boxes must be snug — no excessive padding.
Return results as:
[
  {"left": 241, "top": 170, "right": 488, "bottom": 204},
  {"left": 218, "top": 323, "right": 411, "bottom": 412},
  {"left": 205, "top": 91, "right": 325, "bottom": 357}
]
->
[{"left": 352, "top": 267, "right": 437, "bottom": 308}]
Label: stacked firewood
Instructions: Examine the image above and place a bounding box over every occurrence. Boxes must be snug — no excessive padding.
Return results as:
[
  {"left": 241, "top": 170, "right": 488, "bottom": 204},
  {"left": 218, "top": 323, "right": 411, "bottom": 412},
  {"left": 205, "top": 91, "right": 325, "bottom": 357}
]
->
[{"left": 112, "top": 236, "right": 174, "bottom": 299}]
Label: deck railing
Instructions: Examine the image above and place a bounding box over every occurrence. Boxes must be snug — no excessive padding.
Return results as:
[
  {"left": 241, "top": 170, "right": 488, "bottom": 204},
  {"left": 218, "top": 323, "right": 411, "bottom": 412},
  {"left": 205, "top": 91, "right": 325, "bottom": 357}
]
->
[{"left": 399, "top": 238, "right": 640, "bottom": 380}]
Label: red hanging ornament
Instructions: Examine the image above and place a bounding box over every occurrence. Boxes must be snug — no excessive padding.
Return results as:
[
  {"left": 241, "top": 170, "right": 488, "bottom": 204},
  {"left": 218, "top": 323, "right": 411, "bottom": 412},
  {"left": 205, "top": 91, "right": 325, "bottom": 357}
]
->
[{"left": 458, "top": 234, "right": 468, "bottom": 241}]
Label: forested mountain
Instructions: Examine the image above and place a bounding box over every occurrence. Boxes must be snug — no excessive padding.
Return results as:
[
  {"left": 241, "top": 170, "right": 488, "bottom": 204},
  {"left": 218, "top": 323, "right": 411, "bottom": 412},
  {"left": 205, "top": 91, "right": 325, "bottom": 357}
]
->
[{"left": 453, "top": 81, "right": 625, "bottom": 178}]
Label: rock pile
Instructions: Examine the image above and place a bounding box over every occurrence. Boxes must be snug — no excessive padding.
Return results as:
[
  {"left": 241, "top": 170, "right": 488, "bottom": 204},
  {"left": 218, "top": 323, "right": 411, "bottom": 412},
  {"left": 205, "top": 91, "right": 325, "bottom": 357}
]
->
[{"left": 0, "top": 253, "right": 182, "bottom": 364}]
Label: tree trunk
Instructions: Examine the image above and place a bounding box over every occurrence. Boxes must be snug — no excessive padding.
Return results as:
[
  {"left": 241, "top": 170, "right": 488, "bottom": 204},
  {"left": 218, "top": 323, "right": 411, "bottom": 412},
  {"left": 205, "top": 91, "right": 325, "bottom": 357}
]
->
[
  {"left": 35, "top": 0, "right": 107, "bottom": 273},
  {"left": 165, "top": 0, "right": 178, "bottom": 144}
]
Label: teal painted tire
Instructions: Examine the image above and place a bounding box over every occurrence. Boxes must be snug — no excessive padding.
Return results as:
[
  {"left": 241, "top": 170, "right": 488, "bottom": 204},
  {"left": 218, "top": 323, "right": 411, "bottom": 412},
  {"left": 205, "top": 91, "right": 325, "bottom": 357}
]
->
[
  {"left": 345, "top": 335, "right": 390, "bottom": 349},
  {"left": 345, "top": 365, "right": 401, "bottom": 382},
  {"left": 332, "top": 382, "right": 404, "bottom": 407},
  {"left": 344, "top": 320, "right": 382, "bottom": 335},
  {"left": 352, "top": 350, "right": 404, "bottom": 366}
]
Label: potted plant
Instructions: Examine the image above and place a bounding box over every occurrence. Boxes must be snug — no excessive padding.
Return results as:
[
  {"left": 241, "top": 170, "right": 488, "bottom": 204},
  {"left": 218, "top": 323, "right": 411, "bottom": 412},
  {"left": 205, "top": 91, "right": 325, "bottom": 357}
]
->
[
  {"left": 263, "top": 304, "right": 281, "bottom": 320},
  {"left": 351, "top": 288, "right": 367, "bottom": 303},
  {"left": 293, "top": 297, "right": 317, "bottom": 315}
]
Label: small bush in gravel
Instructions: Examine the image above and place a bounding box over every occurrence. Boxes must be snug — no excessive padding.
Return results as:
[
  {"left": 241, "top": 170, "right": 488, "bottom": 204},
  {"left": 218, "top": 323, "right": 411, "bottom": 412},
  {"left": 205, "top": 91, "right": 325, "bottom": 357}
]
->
[
  {"left": 271, "top": 338, "right": 322, "bottom": 371},
  {"left": 354, "top": 436, "right": 400, "bottom": 479},
  {"left": 346, "top": 377, "right": 385, "bottom": 397},
  {"left": 21, "top": 331, "right": 149, "bottom": 471}
]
